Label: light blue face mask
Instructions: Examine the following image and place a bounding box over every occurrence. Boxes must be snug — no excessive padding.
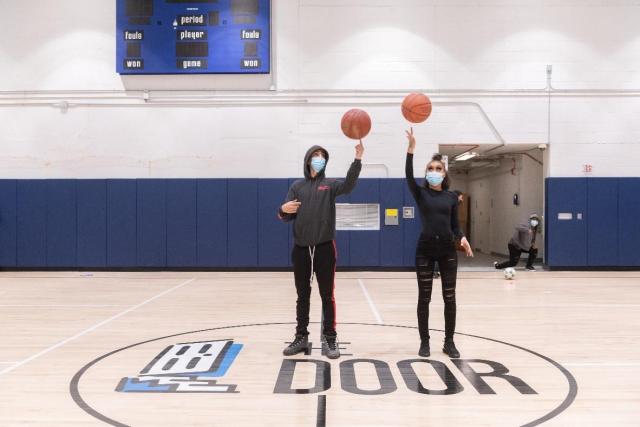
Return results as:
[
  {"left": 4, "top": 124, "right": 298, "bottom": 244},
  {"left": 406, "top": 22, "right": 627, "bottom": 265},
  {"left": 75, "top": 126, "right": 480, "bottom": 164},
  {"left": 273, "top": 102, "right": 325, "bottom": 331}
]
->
[
  {"left": 530, "top": 219, "right": 539, "bottom": 227},
  {"left": 426, "top": 171, "right": 444, "bottom": 186},
  {"left": 310, "top": 156, "right": 326, "bottom": 173}
]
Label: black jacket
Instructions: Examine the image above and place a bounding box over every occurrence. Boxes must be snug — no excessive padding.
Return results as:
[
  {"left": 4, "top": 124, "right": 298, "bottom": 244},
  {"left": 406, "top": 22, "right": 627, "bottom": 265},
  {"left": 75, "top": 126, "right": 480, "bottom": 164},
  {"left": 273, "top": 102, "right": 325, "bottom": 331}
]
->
[{"left": 279, "top": 145, "right": 362, "bottom": 247}]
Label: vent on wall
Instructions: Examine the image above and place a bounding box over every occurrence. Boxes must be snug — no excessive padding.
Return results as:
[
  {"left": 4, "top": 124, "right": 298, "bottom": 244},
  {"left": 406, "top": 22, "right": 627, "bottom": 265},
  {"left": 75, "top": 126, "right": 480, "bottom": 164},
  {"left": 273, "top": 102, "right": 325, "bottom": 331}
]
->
[{"left": 336, "top": 203, "right": 380, "bottom": 231}]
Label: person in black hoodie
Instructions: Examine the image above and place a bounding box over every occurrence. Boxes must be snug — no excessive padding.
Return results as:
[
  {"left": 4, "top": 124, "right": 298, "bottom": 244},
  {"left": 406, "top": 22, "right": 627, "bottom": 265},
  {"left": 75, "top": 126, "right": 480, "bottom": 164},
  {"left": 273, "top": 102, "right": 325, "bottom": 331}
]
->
[
  {"left": 405, "top": 128, "right": 473, "bottom": 359},
  {"left": 278, "top": 142, "right": 364, "bottom": 359}
]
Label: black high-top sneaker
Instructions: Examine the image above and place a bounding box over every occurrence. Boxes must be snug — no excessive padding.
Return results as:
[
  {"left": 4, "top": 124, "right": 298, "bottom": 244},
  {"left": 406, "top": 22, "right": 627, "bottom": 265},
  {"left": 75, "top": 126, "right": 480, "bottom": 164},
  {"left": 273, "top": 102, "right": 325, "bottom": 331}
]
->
[
  {"left": 324, "top": 335, "right": 340, "bottom": 359},
  {"left": 283, "top": 334, "right": 308, "bottom": 356},
  {"left": 418, "top": 340, "right": 430, "bottom": 357},
  {"left": 443, "top": 339, "right": 460, "bottom": 358}
]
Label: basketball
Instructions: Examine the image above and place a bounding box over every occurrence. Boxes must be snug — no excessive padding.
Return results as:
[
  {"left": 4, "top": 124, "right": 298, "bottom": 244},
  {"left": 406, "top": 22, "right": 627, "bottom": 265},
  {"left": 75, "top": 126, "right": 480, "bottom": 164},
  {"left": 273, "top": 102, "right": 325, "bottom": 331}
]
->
[
  {"left": 341, "top": 108, "right": 372, "bottom": 140},
  {"left": 401, "top": 92, "right": 432, "bottom": 123}
]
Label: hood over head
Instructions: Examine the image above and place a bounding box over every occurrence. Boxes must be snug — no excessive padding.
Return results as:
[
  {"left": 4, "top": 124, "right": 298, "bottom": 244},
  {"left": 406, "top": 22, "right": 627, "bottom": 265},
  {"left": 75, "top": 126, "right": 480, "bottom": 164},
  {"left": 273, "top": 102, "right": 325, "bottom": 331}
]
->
[{"left": 304, "top": 145, "right": 330, "bottom": 179}]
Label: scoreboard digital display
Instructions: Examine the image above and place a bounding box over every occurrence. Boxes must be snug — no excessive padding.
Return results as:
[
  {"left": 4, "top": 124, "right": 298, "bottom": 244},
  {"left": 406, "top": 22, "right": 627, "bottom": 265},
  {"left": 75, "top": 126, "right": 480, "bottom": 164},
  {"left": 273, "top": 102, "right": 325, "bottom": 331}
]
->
[{"left": 116, "top": 0, "right": 270, "bottom": 74}]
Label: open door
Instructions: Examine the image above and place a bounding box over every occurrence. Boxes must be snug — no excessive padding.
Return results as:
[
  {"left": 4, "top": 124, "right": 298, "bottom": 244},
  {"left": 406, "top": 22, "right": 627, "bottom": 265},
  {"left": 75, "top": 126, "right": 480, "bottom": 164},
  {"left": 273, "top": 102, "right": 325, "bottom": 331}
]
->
[{"left": 441, "top": 143, "right": 545, "bottom": 269}]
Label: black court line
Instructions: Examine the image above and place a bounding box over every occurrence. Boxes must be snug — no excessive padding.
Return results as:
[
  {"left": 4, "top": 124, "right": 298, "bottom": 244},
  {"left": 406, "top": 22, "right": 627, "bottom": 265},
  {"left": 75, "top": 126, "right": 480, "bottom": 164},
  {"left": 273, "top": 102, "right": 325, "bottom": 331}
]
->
[
  {"left": 70, "top": 322, "right": 578, "bottom": 427},
  {"left": 316, "top": 395, "right": 326, "bottom": 427}
]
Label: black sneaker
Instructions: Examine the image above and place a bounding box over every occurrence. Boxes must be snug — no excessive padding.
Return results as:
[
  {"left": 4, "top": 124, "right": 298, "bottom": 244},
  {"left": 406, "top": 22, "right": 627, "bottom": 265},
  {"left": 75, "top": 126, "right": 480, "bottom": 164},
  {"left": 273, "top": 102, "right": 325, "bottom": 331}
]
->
[
  {"left": 443, "top": 340, "right": 460, "bottom": 358},
  {"left": 525, "top": 266, "right": 536, "bottom": 271},
  {"left": 283, "top": 334, "right": 308, "bottom": 356},
  {"left": 418, "top": 340, "right": 430, "bottom": 357},
  {"left": 324, "top": 335, "right": 340, "bottom": 359},
  {"left": 493, "top": 261, "right": 500, "bottom": 269}
]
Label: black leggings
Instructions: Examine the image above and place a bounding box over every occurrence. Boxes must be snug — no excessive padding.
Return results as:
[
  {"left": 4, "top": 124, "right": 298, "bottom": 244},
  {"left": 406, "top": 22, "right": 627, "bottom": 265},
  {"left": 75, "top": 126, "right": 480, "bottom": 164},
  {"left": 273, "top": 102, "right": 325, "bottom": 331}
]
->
[
  {"left": 496, "top": 243, "right": 538, "bottom": 269},
  {"left": 415, "top": 239, "right": 458, "bottom": 342},
  {"left": 292, "top": 241, "right": 337, "bottom": 338}
]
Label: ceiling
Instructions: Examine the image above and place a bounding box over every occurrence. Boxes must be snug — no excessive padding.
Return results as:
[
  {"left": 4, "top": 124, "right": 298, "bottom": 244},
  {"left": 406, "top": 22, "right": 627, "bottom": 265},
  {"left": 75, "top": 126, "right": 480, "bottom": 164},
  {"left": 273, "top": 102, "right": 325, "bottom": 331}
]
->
[{"left": 439, "top": 143, "right": 544, "bottom": 172}]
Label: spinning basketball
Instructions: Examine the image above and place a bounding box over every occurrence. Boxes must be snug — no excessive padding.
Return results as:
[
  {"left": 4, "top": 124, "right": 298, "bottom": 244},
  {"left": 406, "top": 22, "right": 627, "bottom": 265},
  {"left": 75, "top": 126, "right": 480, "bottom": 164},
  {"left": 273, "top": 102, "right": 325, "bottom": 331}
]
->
[
  {"left": 401, "top": 92, "right": 432, "bottom": 123},
  {"left": 341, "top": 108, "right": 371, "bottom": 140}
]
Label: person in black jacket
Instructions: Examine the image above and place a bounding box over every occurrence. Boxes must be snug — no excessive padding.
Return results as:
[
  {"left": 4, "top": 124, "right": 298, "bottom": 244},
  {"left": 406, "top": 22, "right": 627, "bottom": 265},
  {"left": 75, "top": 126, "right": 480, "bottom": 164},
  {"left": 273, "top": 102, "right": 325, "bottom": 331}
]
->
[
  {"left": 405, "top": 128, "right": 473, "bottom": 359},
  {"left": 278, "top": 142, "right": 364, "bottom": 359}
]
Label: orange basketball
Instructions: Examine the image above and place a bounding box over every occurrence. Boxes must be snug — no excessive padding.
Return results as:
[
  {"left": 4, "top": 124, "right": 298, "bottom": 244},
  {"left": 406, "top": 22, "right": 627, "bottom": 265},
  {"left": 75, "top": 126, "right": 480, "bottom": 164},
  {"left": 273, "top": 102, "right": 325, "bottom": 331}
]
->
[
  {"left": 401, "top": 92, "right": 432, "bottom": 123},
  {"left": 341, "top": 108, "right": 371, "bottom": 140}
]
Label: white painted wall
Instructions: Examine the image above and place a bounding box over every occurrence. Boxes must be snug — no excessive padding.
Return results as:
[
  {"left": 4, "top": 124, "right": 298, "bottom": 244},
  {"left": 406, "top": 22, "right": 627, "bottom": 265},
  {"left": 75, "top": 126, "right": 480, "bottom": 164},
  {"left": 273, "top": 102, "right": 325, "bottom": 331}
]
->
[{"left": 0, "top": 0, "right": 639, "bottom": 178}]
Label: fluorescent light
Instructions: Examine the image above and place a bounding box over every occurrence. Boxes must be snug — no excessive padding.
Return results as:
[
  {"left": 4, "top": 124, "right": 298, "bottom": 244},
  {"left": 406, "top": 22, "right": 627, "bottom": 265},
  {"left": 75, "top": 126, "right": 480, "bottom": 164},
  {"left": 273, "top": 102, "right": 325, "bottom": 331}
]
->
[{"left": 454, "top": 151, "right": 478, "bottom": 161}]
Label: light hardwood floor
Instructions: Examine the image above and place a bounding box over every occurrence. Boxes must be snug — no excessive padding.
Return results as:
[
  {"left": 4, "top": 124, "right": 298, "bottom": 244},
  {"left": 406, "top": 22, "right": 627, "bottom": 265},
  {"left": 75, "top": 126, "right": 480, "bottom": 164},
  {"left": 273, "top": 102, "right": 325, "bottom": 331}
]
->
[{"left": 0, "top": 270, "right": 638, "bottom": 426}]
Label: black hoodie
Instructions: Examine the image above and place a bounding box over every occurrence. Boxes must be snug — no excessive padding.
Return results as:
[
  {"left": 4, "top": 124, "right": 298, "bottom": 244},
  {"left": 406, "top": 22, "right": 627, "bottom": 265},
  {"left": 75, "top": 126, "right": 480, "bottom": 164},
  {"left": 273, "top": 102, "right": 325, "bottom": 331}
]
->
[{"left": 278, "top": 145, "right": 362, "bottom": 247}]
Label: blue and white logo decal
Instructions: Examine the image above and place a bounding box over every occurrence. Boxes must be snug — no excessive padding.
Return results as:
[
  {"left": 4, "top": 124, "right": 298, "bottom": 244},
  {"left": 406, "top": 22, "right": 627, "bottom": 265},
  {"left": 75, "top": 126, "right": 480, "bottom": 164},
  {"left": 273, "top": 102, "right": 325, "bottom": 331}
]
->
[{"left": 116, "top": 339, "right": 242, "bottom": 393}]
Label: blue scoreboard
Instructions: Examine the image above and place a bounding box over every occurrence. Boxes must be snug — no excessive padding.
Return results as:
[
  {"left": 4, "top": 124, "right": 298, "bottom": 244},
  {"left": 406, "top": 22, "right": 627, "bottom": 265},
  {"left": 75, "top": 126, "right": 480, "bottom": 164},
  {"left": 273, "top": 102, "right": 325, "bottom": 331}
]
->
[{"left": 116, "top": 0, "right": 270, "bottom": 74}]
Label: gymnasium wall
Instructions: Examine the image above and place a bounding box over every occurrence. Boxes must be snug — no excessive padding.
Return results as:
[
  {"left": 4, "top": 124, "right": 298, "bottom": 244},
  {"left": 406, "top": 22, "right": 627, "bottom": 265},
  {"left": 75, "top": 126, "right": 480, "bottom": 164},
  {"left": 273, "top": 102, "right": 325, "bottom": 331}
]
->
[
  {"left": 1, "top": 176, "right": 636, "bottom": 269},
  {"left": 545, "top": 178, "right": 640, "bottom": 268},
  {"left": 0, "top": 1, "right": 638, "bottom": 268},
  {"left": 1, "top": 1, "right": 639, "bottom": 179},
  {"left": 0, "top": 178, "right": 423, "bottom": 269}
]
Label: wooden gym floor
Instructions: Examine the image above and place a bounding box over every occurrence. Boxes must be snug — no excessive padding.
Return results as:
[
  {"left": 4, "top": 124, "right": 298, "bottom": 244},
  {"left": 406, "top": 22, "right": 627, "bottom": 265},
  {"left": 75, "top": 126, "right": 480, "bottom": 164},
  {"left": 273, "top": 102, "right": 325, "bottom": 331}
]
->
[{"left": 0, "top": 270, "right": 638, "bottom": 426}]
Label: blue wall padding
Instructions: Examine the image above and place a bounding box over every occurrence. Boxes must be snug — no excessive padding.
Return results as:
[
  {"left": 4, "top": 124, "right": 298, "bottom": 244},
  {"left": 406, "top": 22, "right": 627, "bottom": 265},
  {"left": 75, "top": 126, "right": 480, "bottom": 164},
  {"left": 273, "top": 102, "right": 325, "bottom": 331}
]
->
[
  {"left": 619, "top": 178, "right": 640, "bottom": 266},
  {"left": 587, "top": 178, "right": 619, "bottom": 266},
  {"left": 167, "top": 179, "right": 198, "bottom": 267},
  {"left": 546, "top": 178, "right": 588, "bottom": 266},
  {"left": 77, "top": 180, "right": 107, "bottom": 267},
  {"left": 46, "top": 180, "right": 77, "bottom": 267},
  {"left": 227, "top": 179, "right": 258, "bottom": 267},
  {"left": 196, "top": 179, "right": 227, "bottom": 267},
  {"left": 380, "top": 179, "right": 405, "bottom": 267},
  {"left": 107, "top": 179, "right": 137, "bottom": 267},
  {"left": 0, "top": 180, "right": 17, "bottom": 267},
  {"left": 0, "top": 177, "right": 637, "bottom": 268},
  {"left": 258, "top": 180, "right": 290, "bottom": 267},
  {"left": 16, "top": 180, "right": 47, "bottom": 267},
  {"left": 137, "top": 179, "right": 167, "bottom": 267}
]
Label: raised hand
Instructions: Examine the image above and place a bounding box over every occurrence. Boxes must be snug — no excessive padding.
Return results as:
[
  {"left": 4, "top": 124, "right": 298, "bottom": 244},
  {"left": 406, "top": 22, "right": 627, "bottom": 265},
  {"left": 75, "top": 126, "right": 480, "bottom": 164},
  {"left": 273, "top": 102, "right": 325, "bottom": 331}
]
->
[
  {"left": 355, "top": 140, "right": 364, "bottom": 160},
  {"left": 406, "top": 127, "right": 416, "bottom": 154}
]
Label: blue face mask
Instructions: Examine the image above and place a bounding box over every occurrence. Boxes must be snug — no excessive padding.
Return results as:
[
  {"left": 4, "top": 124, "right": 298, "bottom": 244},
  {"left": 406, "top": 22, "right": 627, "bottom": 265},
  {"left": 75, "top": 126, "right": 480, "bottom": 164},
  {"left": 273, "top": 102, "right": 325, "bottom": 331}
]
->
[
  {"left": 310, "top": 156, "right": 326, "bottom": 173},
  {"left": 426, "top": 171, "right": 444, "bottom": 186}
]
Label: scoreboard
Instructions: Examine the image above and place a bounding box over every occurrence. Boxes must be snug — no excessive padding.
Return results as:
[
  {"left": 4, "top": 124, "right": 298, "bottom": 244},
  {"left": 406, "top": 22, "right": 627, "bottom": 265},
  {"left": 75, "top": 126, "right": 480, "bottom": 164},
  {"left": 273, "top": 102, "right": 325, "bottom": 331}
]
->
[{"left": 116, "top": 0, "right": 270, "bottom": 74}]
